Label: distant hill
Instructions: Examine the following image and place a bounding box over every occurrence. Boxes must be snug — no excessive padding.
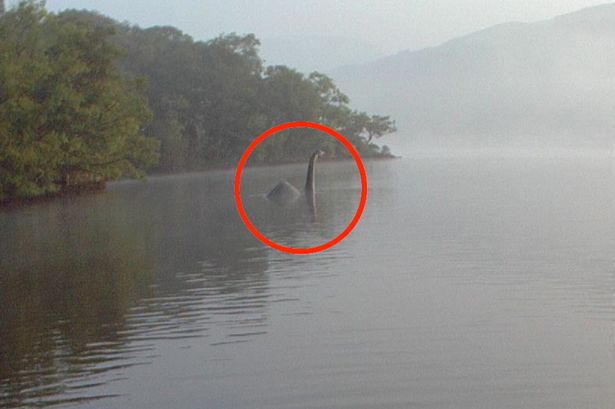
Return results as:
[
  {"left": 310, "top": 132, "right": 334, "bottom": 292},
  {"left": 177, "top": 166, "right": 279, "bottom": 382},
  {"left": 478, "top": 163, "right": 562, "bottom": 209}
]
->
[
  {"left": 331, "top": 3, "right": 615, "bottom": 150},
  {"left": 259, "top": 35, "right": 384, "bottom": 74}
]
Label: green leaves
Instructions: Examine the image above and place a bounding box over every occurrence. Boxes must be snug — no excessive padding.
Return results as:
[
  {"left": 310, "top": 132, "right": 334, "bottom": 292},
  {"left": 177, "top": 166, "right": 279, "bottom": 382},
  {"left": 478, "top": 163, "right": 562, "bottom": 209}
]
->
[
  {"left": 0, "top": 2, "right": 158, "bottom": 201},
  {"left": 0, "top": 3, "right": 396, "bottom": 202}
]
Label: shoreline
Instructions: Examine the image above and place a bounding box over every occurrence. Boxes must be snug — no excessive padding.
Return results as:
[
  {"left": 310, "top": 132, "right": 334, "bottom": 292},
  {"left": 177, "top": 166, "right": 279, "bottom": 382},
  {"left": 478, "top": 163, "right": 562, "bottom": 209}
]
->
[
  {"left": 0, "top": 182, "right": 106, "bottom": 211},
  {"left": 148, "top": 154, "right": 399, "bottom": 175},
  {"left": 0, "top": 156, "right": 399, "bottom": 210}
]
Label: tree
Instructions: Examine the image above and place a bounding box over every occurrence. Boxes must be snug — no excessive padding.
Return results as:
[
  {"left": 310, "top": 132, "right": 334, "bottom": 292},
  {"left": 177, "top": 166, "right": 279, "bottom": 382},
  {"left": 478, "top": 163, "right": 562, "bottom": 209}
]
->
[
  {"left": 364, "top": 114, "right": 397, "bottom": 144},
  {"left": 0, "top": 2, "right": 158, "bottom": 201},
  {"left": 35, "top": 8, "right": 397, "bottom": 176}
]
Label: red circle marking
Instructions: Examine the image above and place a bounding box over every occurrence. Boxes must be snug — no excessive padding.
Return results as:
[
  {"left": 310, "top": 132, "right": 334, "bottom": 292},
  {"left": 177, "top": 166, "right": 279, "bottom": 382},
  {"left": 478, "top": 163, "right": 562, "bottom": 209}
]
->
[{"left": 234, "top": 121, "right": 368, "bottom": 254}]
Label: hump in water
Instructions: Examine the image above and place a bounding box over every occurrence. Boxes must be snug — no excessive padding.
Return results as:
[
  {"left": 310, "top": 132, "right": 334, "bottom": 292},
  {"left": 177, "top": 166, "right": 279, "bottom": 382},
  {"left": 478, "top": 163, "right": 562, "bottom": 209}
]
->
[
  {"left": 266, "top": 180, "right": 301, "bottom": 203},
  {"left": 266, "top": 150, "right": 324, "bottom": 206}
]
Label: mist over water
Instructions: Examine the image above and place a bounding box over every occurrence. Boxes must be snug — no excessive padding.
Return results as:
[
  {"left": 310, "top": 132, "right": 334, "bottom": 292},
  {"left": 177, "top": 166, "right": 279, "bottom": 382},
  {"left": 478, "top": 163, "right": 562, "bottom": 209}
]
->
[
  {"left": 330, "top": 4, "right": 615, "bottom": 157},
  {"left": 2, "top": 157, "right": 615, "bottom": 408}
]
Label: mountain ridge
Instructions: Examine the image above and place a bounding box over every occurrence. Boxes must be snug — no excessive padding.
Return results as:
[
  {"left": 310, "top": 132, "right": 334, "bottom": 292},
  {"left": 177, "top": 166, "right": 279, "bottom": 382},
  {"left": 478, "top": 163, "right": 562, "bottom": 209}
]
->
[
  {"left": 328, "top": 2, "right": 615, "bottom": 151},
  {"left": 259, "top": 34, "right": 384, "bottom": 74}
]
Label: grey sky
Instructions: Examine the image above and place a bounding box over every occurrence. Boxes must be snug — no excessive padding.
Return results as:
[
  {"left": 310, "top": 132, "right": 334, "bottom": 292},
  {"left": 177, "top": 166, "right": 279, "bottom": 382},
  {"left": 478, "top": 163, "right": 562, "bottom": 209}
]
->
[{"left": 38, "top": 0, "right": 613, "bottom": 54}]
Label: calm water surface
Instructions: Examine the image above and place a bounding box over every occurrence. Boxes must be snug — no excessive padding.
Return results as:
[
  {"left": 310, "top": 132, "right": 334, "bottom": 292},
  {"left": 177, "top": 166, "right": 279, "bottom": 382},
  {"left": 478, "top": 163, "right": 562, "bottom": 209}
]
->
[{"left": 2, "top": 157, "right": 615, "bottom": 408}]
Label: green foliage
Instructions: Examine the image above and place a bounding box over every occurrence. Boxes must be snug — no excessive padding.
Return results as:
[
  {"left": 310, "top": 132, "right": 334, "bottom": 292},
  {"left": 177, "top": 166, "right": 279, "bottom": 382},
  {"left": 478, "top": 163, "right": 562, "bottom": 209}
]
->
[
  {"left": 0, "top": 2, "right": 158, "bottom": 201},
  {"left": 57, "top": 10, "right": 397, "bottom": 170},
  {"left": 0, "top": 2, "right": 396, "bottom": 202}
]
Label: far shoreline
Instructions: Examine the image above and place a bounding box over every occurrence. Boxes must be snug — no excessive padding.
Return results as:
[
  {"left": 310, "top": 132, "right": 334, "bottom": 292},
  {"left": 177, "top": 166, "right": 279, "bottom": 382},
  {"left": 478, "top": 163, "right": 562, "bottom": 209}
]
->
[
  {"left": 0, "top": 155, "right": 399, "bottom": 211},
  {"left": 148, "top": 154, "right": 399, "bottom": 175}
]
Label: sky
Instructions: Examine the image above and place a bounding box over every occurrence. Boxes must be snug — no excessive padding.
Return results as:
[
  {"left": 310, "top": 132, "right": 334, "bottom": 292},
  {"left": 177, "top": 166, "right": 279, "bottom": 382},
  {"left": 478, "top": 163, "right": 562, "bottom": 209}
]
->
[{"left": 35, "top": 0, "right": 613, "bottom": 54}]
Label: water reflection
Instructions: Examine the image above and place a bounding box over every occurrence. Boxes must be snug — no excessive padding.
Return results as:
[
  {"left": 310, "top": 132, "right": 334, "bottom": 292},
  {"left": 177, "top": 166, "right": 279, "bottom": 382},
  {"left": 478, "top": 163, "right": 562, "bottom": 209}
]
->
[
  {"left": 0, "top": 202, "right": 155, "bottom": 407},
  {"left": 0, "top": 171, "right": 275, "bottom": 407},
  {"left": 4, "top": 159, "right": 615, "bottom": 409},
  {"left": 0, "top": 164, "right": 357, "bottom": 408}
]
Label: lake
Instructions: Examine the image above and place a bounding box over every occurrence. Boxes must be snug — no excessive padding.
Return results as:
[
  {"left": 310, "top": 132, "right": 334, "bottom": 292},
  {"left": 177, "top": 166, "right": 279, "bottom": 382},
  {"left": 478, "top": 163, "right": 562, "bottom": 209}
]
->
[{"left": 2, "top": 157, "right": 615, "bottom": 408}]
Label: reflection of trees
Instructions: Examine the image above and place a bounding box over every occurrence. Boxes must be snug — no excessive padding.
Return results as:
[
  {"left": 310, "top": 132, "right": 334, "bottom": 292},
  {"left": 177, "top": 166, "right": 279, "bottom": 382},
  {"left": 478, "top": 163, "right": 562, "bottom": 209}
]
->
[
  {"left": 135, "top": 174, "right": 270, "bottom": 292},
  {"left": 0, "top": 164, "right": 358, "bottom": 407},
  {"left": 135, "top": 175, "right": 273, "bottom": 342},
  {"left": 0, "top": 201, "right": 154, "bottom": 408},
  {"left": 0, "top": 174, "right": 272, "bottom": 407}
]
